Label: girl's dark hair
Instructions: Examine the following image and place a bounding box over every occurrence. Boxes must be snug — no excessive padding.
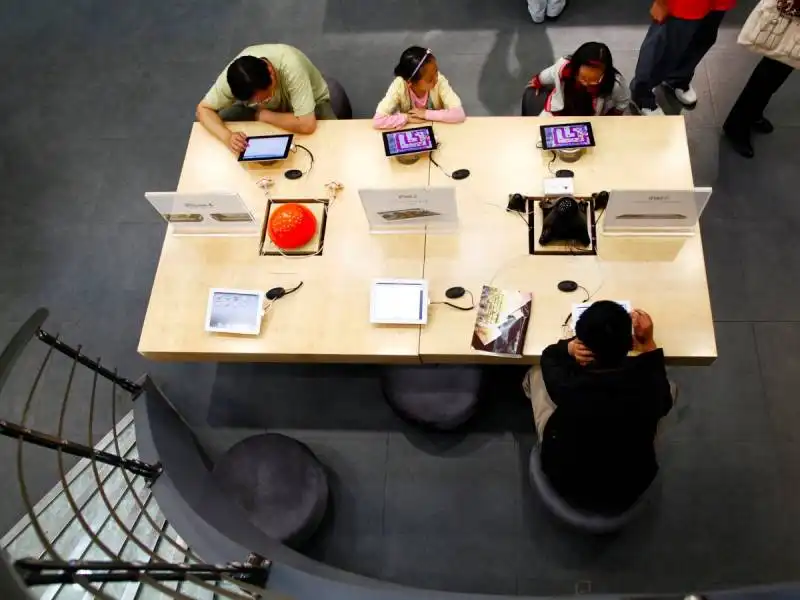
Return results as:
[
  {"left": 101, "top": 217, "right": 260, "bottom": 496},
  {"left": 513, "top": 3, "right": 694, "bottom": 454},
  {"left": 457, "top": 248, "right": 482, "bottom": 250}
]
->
[
  {"left": 393, "top": 46, "right": 434, "bottom": 82},
  {"left": 227, "top": 56, "right": 272, "bottom": 101},
  {"left": 562, "top": 42, "right": 620, "bottom": 116}
]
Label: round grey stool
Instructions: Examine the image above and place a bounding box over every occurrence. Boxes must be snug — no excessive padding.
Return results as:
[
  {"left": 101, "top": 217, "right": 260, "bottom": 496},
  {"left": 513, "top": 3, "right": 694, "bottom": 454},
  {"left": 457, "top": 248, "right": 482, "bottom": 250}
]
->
[
  {"left": 528, "top": 446, "right": 651, "bottom": 534},
  {"left": 212, "top": 433, "right": 329, "bottom": 547},
  {"left": 381, "top": 365, "right": 482, "bottom": 430},
  {"left": 324, "top": 76, "right": 353, "bottom": 120}
]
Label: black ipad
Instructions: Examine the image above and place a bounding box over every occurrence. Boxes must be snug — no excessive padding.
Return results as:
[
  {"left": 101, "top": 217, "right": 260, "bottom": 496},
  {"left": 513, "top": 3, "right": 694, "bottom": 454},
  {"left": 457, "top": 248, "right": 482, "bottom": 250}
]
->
[
  {"left": 540, "top": 122, "right": 595, "bottom": 151},
  {"left": 238, "top": 133, "right": 294, "bottom": 162},
  {"left": 382, "top": 126, "right": 437, "bottom": 158}
]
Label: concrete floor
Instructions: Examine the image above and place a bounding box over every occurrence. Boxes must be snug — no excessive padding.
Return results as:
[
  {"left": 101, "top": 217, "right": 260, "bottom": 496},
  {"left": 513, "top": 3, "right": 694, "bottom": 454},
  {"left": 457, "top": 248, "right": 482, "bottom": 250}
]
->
[{"left": 2, "top": 0, "right": 800, "bottom": 595}]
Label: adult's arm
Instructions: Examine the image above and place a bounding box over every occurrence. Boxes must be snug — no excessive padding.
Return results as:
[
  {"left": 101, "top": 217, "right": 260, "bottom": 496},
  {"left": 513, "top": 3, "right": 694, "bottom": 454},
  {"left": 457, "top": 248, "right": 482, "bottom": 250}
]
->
[
  {"left": 256, "top": 109, "right": 317, "bottom": 134},
  {"left": 196, "top": 102, "right": 230, "bottom": 142},
  {"left": 540, "top": 339, "right": 583, "bottom": 404},
  {"left": 632, "top": 348, "right": 673, "bottom": 418},
  {"left": 196, "top": 102, "right": 245, "bottom": 153},
  {"left": 258, "top": 64, "right": 319, "bottom": 134}
]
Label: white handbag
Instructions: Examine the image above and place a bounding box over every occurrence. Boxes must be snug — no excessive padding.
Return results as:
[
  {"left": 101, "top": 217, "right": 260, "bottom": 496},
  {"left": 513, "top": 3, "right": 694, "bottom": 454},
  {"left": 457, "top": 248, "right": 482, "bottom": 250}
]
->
[{"left": 738, "top": 0, "right": 800, "bottom": 69}]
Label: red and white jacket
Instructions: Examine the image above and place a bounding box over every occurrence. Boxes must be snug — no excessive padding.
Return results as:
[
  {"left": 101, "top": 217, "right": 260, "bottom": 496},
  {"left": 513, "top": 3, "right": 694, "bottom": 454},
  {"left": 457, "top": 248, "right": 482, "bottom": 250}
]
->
[{"left": 529, "top": 57, "right": 630, "bottom": 117}]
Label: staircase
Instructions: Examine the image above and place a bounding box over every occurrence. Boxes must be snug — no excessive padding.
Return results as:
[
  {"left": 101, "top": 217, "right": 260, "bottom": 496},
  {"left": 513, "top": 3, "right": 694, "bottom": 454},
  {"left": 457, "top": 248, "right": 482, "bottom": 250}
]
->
[{"left": 2, "top": 412, "right": 252, "bottom": 600}]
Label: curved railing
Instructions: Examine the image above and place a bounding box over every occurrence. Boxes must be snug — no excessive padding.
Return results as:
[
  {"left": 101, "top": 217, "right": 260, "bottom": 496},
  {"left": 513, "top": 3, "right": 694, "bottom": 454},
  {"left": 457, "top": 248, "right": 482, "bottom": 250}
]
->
[{"left": 2, "top": 309, "right": 799, "bottom": 600}]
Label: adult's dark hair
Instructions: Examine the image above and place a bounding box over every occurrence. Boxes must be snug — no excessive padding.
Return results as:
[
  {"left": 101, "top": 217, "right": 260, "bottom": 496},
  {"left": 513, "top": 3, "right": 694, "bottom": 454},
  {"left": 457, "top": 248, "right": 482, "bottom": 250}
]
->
[
  {"left": 227, "top": 56, "right": 272, "bottom": 102},
  {"left": 562, "top": 41, "right": 620, "bottom": 116},
  {"left": 575, "top": 300, "right": 633, "bottom": 367},
  {"left": 394, "top": 46, "right": 434, "bottom": 82}
]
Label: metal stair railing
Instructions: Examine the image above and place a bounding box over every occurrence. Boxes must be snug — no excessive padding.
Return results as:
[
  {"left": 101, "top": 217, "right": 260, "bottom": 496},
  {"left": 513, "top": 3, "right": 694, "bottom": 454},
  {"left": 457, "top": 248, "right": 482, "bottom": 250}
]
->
[{"left": 0, "top": 308, "right": 272, "bottom": 599}]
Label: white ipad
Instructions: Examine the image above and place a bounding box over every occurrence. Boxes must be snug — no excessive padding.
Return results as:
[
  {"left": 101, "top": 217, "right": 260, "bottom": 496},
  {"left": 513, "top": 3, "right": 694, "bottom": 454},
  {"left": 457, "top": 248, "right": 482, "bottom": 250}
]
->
[
  {"left": 572, "top": 300, "right": 632, "bottom": 327},
  {"left": 205, "top": 288, "right": 265, "bottom": 335},
  {"left": 370, "top": 279, "right": 429, "bottom": 325}
]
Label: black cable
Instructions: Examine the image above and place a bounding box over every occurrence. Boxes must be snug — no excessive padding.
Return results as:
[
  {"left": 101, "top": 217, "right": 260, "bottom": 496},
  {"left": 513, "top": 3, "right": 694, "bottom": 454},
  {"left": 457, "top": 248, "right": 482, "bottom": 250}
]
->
[
  {"left": 431, "top": 290, "right": 475, "bottom": 311},
  {"left": 547, "top": 150, "right": 557, "bottom": 175},
  {"left": 430, "top": 151, "right": 452, "bottom": 178},
  {"left": 295, "top": 144, "right": 314, "bottom": 175}
]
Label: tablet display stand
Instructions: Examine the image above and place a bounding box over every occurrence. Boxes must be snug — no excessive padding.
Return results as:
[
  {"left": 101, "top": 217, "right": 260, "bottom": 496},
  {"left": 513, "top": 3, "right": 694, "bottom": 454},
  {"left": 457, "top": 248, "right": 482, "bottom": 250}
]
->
[
  {"left": 358, "top": 187, "right": 459, "bottom": 235},
  {"left": 144, "top": 191, "right": 259, "bottom": 236},
  {"left": 601, "top": 188, "right": 712, "bottom": 237}
]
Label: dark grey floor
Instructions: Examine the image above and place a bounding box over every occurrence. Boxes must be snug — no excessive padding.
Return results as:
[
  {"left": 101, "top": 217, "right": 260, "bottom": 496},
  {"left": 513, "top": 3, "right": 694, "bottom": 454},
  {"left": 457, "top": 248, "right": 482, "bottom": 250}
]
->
[{"left": 2, "top": 0, "right": 800, "bottom": 595}]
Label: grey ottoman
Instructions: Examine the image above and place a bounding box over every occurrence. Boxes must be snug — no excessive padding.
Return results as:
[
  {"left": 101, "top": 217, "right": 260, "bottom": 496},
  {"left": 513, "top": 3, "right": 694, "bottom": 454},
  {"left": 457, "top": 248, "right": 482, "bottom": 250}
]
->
[
  {"left": 381, "top": 365, "right": 482, "bottom": 430},
  {"left": 212, "top": 433, "right": 329, "bottom": 547},
  {"left": 528, "top": 446, "right": 651, "bottom": 534}
]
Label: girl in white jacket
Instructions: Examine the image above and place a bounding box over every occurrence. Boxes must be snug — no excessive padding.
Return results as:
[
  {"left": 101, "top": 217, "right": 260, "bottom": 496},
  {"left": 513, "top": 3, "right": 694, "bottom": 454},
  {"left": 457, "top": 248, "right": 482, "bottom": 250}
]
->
[{"left": 523, "top": 42, "right": 630, "bottom": 117}]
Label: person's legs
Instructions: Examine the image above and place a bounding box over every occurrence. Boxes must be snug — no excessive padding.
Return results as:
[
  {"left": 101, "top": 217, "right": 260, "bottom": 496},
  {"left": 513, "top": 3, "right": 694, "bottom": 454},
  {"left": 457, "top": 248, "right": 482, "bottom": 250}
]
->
[
  {"left": 523, "top": 367, "right": 556, "bottom": 440},
  {"left": 527, "top": 0, "right": 547, "bottom": 23},
  {"left": 217, "top": 104, "right": 257, "bottom": 121},
  {"left": 631, "top": 17, "right": 701, "bottom": 111},
  {"left": 724, "top": 57, "right": 793, "bottom": 134},
  {"left": 723, "top": 57, "right": 793, "bottom": 157},
  {"left": 314, "top": 100, "right": 338, "bottom": 120},
  {"left": 663, "top": 10, "right": 726, "bottom": 98}
]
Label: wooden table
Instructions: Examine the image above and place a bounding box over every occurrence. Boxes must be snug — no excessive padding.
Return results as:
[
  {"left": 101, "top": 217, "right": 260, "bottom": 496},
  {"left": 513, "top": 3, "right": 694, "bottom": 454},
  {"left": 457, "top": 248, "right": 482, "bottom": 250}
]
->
[
  {"left": 138, "top": 121, "right": 429, "bottom": 363},
  {"left": 423, "top": 116, "right": 716, "bottom": 365},
  {"left": 139, "top": 117, "right": 716, "bottom": 365}
]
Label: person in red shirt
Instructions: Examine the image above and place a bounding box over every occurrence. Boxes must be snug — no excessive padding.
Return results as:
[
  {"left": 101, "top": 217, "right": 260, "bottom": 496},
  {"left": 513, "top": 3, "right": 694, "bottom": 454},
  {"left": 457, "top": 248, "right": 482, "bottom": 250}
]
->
[{"left": 631, "top": 0, "right": 736, "bottom": 115}]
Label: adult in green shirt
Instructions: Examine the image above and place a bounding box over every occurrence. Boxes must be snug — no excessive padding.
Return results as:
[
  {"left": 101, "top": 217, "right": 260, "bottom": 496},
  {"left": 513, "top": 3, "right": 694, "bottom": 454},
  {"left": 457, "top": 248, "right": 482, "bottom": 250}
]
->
[{"left": 196, "top": 44, "right": 335, "bottom": 154}]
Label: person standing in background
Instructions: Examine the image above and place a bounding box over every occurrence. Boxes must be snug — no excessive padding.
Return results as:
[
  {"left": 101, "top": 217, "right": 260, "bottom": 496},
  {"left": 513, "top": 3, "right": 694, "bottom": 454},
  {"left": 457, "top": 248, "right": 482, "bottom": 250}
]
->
[
  {"left": 631, "top": 0, "right": 735, "bottom": 115},
  {"left": 723, "top": 0, "right": 799, "bottom": 157},
  {"left": 527, "top": 0, "right": 568, "bottom": 24}
]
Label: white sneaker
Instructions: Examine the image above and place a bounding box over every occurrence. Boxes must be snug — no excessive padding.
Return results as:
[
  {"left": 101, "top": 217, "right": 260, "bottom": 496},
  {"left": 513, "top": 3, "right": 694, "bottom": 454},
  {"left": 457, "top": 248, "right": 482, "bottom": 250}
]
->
[
  {"left": 669, "top": 84, "right": 697, "bottom": 106},
  {"left": 546, "top": 0, "right": 567, "bottom": 18},
  {"left": 640, "top": 106, "right": 666, "bottom": 116}
]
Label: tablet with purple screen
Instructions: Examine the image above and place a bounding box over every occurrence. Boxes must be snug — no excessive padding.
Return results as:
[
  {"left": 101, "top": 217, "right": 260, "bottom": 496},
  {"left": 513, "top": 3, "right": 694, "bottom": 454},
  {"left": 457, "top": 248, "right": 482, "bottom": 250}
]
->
[
  {"left": 382, "top": 126, "right": 437, "bottom": 157},
  {"left": 540, "top": 122, "right": 596, "bottom": 150}
]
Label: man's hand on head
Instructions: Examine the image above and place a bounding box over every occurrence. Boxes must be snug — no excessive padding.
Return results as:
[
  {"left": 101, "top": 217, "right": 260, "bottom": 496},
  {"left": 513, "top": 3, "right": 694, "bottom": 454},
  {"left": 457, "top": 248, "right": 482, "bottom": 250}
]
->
[
  {"left": 631, "top": 309, "right": 658, "bottom": 353},
  {"left": 227, "top": 131, "right": 248, "bottom": 155},
  {"left": 568, "top": 338, "right": 594, "bottom": 366}
]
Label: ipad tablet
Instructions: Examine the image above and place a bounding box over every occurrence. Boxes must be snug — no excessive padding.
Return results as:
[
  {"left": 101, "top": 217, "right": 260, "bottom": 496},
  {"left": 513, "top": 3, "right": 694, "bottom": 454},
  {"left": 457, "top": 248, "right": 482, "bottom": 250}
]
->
[
  {"left": 572, "top": 300, "right": 631, "bottom": 328},
  {"left": 370, "top": 279, "right": 429, "bottom": 325},
  {"left": 382, "top": 126, "right": 436, "bottom": 158},
  {"left": 540, "top": 122, "right": 595, "bottom": 151},
  {"left": 205, "top": 288, "right": 265, "bottom": 335},
  {"left": 238, "top": 134, "right": 294, "bottom": 162}
]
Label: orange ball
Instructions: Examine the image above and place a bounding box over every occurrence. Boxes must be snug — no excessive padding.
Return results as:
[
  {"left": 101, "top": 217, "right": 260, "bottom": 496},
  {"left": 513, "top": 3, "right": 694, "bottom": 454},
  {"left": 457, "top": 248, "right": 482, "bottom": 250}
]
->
[{"left": 267, "top": 203, "right": 318, "bottom": 249}]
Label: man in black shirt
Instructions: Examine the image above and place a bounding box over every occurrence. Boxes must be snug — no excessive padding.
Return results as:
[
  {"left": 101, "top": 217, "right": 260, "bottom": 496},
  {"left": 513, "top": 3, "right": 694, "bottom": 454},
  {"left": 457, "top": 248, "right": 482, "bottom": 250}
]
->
[{"left": 523, "top": 301, "right": 674, "bottom": 515}]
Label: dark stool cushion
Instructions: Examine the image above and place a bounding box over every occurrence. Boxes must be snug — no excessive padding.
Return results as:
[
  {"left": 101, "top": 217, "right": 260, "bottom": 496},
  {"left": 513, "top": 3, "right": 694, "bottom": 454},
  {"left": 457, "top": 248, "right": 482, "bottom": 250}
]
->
[
  {"left": 528, "top": 446, "right": 650, "bottom": 534},
  {"left": 212, "top": 433, "right": 329, "bottom": 547},
  {"left": 324, "top": 75, "right": 353, "bottom": 120},
  {"left": 381, "top": 365, "right": 482, "bottom": 430}
]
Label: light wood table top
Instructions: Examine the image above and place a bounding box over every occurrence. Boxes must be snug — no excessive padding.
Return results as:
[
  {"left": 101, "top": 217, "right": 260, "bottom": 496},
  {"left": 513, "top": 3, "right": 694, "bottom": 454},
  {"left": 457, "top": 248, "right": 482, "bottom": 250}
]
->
[
  {"left": 422, "top": 116, "right": 716, "bottom": 365},
  {"left": 139, "top": 117, "right": 715, "bottom": 365},
  {"left": 138, "top": 121, "right": 429, "bottom": 363}
]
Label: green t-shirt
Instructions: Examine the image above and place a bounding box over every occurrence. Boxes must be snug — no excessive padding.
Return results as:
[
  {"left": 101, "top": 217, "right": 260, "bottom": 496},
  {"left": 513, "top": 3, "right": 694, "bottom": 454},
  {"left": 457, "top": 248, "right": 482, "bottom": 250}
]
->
[{"left": 203, "top": 44, "right": 330, "bottom": 116}]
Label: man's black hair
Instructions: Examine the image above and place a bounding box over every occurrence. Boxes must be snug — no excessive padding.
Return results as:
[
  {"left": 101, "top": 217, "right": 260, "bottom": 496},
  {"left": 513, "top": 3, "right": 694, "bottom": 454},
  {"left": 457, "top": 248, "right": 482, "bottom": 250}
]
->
[
  {"left": 227, "top": 56, "right": 272, "bottom": 102},
  {"left": 575, "top": 300, "right": 632, "bottom": 366}
]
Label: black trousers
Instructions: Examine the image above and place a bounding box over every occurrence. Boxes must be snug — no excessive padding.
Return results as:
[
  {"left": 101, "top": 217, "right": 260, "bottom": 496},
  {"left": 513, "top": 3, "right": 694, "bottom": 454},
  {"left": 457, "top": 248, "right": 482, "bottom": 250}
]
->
[{"left": 724, "top": 57, "right": 794, "bottom": 135}]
